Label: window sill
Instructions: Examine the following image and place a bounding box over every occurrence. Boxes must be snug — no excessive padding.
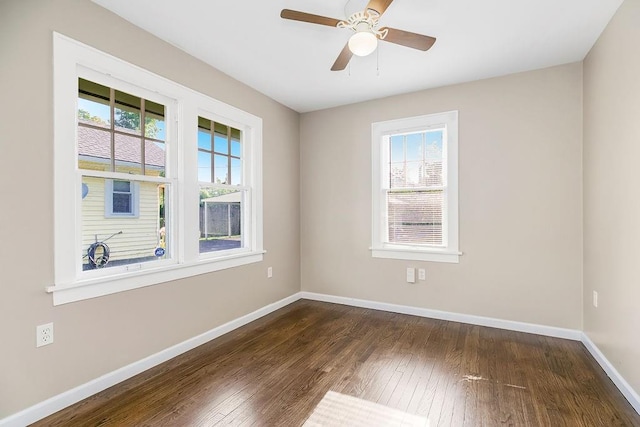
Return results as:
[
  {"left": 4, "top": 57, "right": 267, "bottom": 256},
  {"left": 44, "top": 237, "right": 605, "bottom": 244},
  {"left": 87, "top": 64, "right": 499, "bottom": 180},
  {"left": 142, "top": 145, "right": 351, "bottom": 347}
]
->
[
  {"left": 48, "top": 250, "right": 265, "bottom": 305},
  {"left": 371, "top": 247, "right": 461, "bottom": 263}
]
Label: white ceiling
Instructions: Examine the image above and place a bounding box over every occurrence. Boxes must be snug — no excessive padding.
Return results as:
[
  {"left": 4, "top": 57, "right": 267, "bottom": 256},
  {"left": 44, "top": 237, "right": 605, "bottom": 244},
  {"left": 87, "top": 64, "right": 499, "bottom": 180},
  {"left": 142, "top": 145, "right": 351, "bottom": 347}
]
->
[{"left": 91, "top": 0, "right": 622, "bottom": 113}]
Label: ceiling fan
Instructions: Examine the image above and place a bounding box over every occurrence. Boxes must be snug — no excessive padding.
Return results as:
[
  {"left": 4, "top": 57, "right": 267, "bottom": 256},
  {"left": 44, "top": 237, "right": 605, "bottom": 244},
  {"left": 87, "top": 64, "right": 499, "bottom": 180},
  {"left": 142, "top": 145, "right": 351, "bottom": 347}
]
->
[{"left": 280, "top": 0, "right": 436, "bottom": 71}]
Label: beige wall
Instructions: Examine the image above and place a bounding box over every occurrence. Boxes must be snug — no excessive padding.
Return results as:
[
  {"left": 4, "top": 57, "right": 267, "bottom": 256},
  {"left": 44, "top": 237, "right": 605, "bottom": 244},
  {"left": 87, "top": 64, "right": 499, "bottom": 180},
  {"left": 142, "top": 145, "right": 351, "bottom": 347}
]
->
[
  {"left": 583, "top": 0, "right": 640, "bottom": 396},
  {"left": 3, "top": 0, "right": 638, "bottom": 420},
  {"left": 300, "top": 63, "right": 584, "bottom": 329},
  {"left": 0, "top": 0, "right": 299, "bottom": 417}
]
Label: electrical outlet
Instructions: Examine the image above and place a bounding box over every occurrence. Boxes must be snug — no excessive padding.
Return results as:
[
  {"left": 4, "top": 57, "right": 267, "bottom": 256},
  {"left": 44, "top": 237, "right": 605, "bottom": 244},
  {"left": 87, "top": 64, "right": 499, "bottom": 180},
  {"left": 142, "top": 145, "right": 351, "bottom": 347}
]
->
[
  {"left": 418, "top": 268, "right": 426, "bottom": 281},
  {"left": 267, "top": 267, "right": 273, "bottom": 278},
  {"left": 37, "top": 323, "right": 54, "bottom": 347},
  {"left": 593, "top": 291, "right": 598, "bottom": 308}
]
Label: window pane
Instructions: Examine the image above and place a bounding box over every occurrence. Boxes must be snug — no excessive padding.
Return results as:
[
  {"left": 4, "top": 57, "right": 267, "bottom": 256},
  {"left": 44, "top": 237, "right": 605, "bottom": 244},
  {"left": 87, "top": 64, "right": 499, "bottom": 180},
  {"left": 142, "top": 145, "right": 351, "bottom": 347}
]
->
[
  {"left": 199, "top": 188, "right": 243, "bottom": 254},
  {"left": 145, "top": 101, "right": 165, "bottom": 141},
  {"left": 114, "top": 90, "right": 141, "bottom": 135},
  {"left": 214, "top": 154, "right": 228, "bottom": 184},
  {"left": 78, "top": 98, "right": 110, "bottom": 129},
  {"left": 425, "top": 131, "right": 443, "bottom": 159},
  {"left": 198, "top": 130, "right": 211, "bottom": 150},
  {"left": 424, "top": 130, "right": 444, "bottom": 186},
  {"left": 198, "top": 151, "right": 212, "bottom": 182},
  {"left": 230, "top": 158, "right": 242, "bottom": 185},
  {"left": 112, "top": 192, "right": 132, "bottom": 213},
  {"left": 78, "top": 127, "right": 112, "bottom": 171},
  {"left": 387, "top": 190, "right": 443, "bottom": 246},
  {"left": 114, "top": 133, "right": 143, "bottom": 174},
  {"left": 113, "top": 180, "right": 130, "bottom": 192},
  {"left": 78, "top": 78, "right": 111, "bottom": 129},
  {"left": 406, "top": 133, "right": 422, "bottom": 162},
  {"left": 145, "top": 141, "right": 166, "bottom": 177},
  {"left": 423, "top": 159, "right": 443, "bottom": 186},
  {"left": 82, "top": 177, "right": 169, "bottom": 270},
  {"left": 214, "top": 133, "right": 228, "bottom": 154},
  {"left": 390, "top": 135, "right": 405, "bottom": 188},
  {"left": 405, "top": 161, "right": 421, "bottom": 187},
  {"left": 390, "top": 135, "right": 404, "bottom": 163},
  {"left": 231, "top": 139, "right": 241, "bottom": 157},
  {"left": 390, "top": 162, "right": 405, "bottom": 188}
]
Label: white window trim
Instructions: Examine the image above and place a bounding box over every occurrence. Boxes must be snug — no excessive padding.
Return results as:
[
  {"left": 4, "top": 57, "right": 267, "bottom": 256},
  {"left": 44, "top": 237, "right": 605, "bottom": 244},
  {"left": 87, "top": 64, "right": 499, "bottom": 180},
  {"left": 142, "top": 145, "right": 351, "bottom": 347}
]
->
[
  {"left": 51, "top": 33, "right": 264, "bottom": 305},
  {"left": 371, "top": 111, "right": 460, "bottom": 263},
  {"left": 105, "top": 180, "right": 139, "bottom": 218}
]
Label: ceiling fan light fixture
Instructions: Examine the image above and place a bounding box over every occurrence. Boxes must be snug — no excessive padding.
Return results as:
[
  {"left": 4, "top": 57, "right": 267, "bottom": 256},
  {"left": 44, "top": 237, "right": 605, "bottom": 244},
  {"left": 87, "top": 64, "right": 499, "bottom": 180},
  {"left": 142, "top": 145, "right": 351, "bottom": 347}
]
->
[{"left": 348, "top": 31, "right": 378, "bottom": 56}]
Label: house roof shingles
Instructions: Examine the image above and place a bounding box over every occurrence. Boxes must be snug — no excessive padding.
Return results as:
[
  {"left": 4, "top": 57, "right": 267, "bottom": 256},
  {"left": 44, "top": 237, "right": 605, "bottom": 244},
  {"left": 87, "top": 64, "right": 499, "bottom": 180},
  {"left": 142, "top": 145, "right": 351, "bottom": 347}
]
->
[{"left": 77, "top": 123, "right": 165, "bottom": 168}]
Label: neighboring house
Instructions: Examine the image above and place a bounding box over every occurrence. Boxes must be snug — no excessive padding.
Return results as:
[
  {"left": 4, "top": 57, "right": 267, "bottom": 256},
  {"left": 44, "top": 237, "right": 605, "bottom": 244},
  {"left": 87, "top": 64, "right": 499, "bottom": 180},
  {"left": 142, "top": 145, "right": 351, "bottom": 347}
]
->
[{"left": 78, "top": 122, "right": 166, "bottom": 269}]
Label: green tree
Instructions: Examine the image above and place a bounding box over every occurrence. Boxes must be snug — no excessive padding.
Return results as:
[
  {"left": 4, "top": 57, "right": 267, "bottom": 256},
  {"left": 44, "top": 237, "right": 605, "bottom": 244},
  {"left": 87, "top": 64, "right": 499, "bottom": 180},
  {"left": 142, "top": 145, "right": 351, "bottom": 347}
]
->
[
  {"left": 78, "top": 109, "right": 107, "bottom": 126},
  {"left": 114, "top": 110, "right": 160, "bottom": 138}
]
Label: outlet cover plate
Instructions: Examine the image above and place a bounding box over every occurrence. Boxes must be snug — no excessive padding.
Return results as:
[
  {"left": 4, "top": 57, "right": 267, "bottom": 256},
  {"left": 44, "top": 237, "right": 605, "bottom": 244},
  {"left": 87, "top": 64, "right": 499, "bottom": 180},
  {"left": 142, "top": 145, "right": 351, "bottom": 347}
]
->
[{"left": 37, "top": 323, "right": 54, "bottom": 347}]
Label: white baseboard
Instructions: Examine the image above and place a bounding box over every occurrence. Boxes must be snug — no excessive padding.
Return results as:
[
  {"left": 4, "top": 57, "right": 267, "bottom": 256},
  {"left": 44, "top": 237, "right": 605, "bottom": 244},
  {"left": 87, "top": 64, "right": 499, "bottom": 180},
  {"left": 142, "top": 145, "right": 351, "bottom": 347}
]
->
[
  {"left": 4, "top": 291, "right": 638, "bottom": 425},
  {"left": 581, "top": 333, "right": 640, "bottom": 414},
  {"left": 0, "top": 292, "right": 303, "bottom": 427},
  {"left": 299, "top": 292, "right": 583, "bottom": 340}
]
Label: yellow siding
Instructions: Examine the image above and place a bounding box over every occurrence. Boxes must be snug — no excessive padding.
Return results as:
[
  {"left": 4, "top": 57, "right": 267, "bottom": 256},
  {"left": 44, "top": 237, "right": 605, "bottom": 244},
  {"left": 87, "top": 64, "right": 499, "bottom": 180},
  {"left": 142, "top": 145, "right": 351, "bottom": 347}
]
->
[
  {"left": 78, "top": 159, "right": 162, "bottom": 176},
  {"left": 81, "top": 176, "right": 161, "bottom": 265}
]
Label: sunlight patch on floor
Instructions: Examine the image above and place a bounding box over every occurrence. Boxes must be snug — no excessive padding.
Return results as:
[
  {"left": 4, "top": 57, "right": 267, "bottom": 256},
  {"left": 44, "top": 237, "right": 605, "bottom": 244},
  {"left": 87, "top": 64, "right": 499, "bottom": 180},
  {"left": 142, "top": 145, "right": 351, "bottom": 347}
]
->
[{"left": 304, "top": 390, "right": 430, "bottom": 426}]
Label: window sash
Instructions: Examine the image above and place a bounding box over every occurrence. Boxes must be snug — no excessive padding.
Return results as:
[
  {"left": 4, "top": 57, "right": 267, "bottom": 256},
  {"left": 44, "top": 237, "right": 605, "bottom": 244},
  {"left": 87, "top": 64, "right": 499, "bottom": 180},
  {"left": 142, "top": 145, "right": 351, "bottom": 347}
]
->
[
  {"left": 383, "top": 188, "right": 448, "bottom": 248},
  {"left": 77, "top": 78, "right": 167, "bottom": 177},
  {"left": 80, "top": 176, "right": 175, "bottom": 279}
]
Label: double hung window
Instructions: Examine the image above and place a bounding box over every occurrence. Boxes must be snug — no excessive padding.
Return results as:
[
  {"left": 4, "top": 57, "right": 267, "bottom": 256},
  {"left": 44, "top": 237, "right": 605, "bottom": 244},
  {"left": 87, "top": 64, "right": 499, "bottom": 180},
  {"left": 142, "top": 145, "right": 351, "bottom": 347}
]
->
[
  {"left": 197, "top": 117, "right": 246, "bottom": 255},
  {"left": 371, "top": 111, "right": 459, "bottom": 263},
  {"left": 52, "top": 33, "right": 263, "bottom": 305}
]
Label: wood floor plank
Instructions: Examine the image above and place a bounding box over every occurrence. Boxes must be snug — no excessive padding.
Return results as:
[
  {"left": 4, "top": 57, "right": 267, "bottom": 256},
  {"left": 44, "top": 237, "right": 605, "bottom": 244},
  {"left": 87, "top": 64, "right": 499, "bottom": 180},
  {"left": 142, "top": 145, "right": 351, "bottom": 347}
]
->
[{"left": 33, "top": 300, "right": 640, "bottom": 427}]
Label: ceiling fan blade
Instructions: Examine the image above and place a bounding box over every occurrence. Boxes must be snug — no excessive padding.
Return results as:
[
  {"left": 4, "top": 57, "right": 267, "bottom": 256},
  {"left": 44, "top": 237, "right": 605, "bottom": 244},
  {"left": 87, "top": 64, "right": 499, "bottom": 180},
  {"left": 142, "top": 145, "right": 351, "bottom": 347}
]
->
[
  {"left": 366, "top": 0, "right": 394, "bottom": 16},
  {"left": 331, "top": 43, "right": 353, "bottom": 71},
  {"left": 380, "top": 27, "right": 436, "bottom": 51},
  {"left": 280, "top": 9, "right": 342, "bottom": 27}
]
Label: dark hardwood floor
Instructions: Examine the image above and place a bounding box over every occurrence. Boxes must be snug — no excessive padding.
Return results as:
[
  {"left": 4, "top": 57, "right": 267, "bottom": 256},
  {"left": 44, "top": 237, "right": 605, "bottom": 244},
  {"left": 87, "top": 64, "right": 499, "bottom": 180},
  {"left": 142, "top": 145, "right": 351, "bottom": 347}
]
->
[{"left": 34, "top": 300, "right": 640, "bottom": 426}]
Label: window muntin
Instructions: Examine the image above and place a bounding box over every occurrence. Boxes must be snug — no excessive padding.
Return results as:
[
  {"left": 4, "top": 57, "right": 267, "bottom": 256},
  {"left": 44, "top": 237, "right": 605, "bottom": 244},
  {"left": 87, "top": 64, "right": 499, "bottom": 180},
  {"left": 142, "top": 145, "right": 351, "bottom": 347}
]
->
[
  {"left": 198, "top": 117, "right": 245, "bottom": 255},
  {"left": 371, "top": 111, "right": 459, "bottom": 263}
]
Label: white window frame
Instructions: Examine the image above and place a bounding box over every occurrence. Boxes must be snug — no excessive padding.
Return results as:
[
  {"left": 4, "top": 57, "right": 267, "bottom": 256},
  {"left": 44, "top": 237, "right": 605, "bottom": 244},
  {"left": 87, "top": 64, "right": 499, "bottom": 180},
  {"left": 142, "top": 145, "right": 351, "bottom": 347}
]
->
[
  {"left": 51, "top": 33, "right": 264, "bottom": 305},
  {"left": 105, "top": 180, "right": 139, "bottom": 217},
  {"left": 371, "top": 111, "right": 460, "bottom": 263}
]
